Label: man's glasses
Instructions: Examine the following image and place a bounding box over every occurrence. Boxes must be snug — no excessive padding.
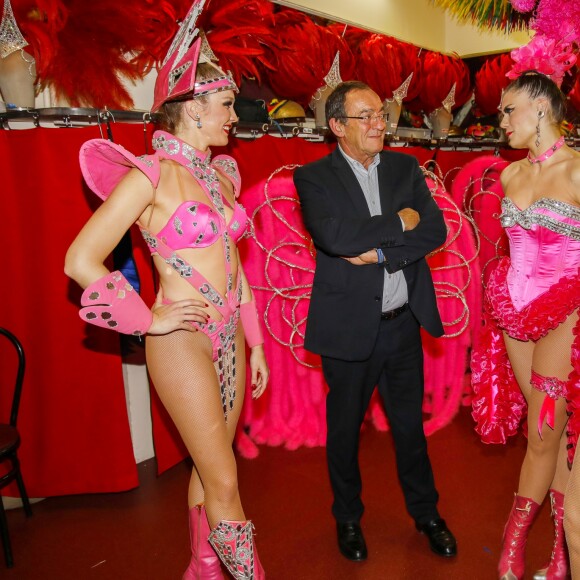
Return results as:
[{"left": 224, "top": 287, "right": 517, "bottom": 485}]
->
[{"left": 342, "top": 113, "right": 387, "bottom": 125}]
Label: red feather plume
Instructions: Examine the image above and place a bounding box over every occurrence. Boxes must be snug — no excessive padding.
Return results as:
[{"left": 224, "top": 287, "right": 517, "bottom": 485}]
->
[
  {"left": 12, "top": 0, "right": 68, "bottom": 80},
  {"left": 200, "top": 0, "right": 278, "bottom": 86},
  {"left": 15, "top": 0, "right": 178, "bottom": 109},
  {"left": 406, "top": 51, "right": 472, "bottom": 114},
  {"left": 328, "top": 22, "right": 371, "bottom": 51},
  {"left": 474, "top": 53, "right": 513, "bottom": 116},
  {"left": 356, "top": 34, "right": 422, "bottom": 102},
  {"left": 264, "top": 10, "right": 354, "bottom": 107}
]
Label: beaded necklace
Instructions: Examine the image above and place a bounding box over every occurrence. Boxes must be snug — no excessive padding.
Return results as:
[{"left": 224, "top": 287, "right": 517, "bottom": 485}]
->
[{"left": 527, "top": 136, "right": 565, "bottom": 165}]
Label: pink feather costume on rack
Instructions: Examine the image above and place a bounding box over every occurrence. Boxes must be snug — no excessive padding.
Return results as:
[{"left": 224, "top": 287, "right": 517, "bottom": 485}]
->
[{"left": 232, "top": 162, "right": 482, "bottom": 457}]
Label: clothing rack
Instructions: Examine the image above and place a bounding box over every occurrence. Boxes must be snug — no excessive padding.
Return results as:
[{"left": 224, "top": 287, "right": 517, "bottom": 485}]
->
[
  {"left": 0, "top": 107, "right": 154, "bottom": 131},
  {"left": 2, "top": 107, "right": 579, "bottom": 151}
]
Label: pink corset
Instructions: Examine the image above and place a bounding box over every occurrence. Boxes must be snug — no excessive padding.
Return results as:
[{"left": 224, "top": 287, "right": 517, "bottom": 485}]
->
[
  {"left": 155, "top": 199, "right": 248, "bottom": 251},
  {"left": 501, "top": 197, "right": 580, "bottom": 311}
]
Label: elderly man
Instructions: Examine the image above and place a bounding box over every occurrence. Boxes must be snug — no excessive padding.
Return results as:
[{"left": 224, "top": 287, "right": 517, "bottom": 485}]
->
[{"left": 294, "top": 81, "right": 456, "bottom": 562}]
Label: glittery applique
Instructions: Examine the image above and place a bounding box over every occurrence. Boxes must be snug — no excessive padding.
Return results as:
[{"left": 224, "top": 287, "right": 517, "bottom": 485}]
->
[
  {"left": 140, "top": 230, "right": 158, "bottom": 249},
  {"left": 208, "top": 520, "right": 257, "bottom": 579},
  {"left": 199, "top": 283, "right": 225, "bottom": 307},
  {"left": 166, "top": 254, "right": 193, "bottom": 278},
  {"left": 501, "top": 197, "right": 580, "bottom": 240},
  {"left": 173, "top": 215, "right": 183, "bottom": 235},
  {"left": 136, "top": 155, "right": 154, "bottom": 168},
  {"left": 212, "top": 158, "right": 237, "bottom": 179},
  {"left": 169, "top": 61, "right": 192, "bottom": 93}
]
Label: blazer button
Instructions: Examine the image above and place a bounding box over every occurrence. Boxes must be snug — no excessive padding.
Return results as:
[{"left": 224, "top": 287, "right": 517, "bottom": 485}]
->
[{"left": 374, "top": 296, "right": 381, "bottom": 301}]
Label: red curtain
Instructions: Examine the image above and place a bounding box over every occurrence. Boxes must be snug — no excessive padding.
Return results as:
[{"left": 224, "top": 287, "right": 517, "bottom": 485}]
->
[
  {"left": 0, "top": 125, "right": 524, "bottom": 495},
  {"left": 0, "top": 126, "right": 148, "bottom": 496}
]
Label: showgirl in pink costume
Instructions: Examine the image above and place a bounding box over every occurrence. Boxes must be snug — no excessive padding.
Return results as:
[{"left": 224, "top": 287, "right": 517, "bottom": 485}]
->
[
  {"left": 65, "top": 2, "right": 268, "bottom": 579},
  {"left": 471, "top": 71, "right": 580, "bottom": 580}
]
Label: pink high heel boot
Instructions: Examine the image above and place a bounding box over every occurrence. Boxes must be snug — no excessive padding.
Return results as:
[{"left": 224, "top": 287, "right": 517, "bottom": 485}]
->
[
  {"left": 183, "top": 505, "right": 224, "bottom": 580},
  {"left": 208, "top": 520, "right": 265, "bottom": 579},
  {"left": 533, "top": 490, "right": 570, "bottom": 579},
  {"left": 498, "top": 494, "right": 541, "bottom": 580}
]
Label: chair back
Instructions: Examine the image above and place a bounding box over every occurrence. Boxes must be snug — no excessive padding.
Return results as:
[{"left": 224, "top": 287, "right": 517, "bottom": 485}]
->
[{"left": 0, "top": 328, "right": 25, "bottom": 427}]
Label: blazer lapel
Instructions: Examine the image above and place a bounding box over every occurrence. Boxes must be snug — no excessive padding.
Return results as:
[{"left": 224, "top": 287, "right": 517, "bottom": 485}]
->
[{"left": 331, "top": 148, "right": 371, "bottom": 217}]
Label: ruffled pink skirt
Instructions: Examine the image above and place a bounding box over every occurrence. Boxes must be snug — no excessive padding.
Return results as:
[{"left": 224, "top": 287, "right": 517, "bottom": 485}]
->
[{"left": 471, "top": 257, "right": 580, "bottom": 464}]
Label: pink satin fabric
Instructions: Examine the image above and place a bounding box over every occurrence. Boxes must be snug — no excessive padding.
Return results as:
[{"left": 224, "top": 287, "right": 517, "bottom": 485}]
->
[{"left": 503, "top": 198, "right": 580, "bottom": 311}]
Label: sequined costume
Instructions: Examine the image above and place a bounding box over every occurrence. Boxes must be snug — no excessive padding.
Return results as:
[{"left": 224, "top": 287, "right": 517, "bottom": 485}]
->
[
  {"left": 80, "top": 129, "right": 248, "bottom": 420},
  {"left": 471, "top": 197, "right": 580, "bottom": 462}
]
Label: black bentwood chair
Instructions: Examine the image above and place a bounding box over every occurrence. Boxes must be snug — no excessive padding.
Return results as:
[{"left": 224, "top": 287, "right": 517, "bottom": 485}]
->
[{"left": 0, "top": 327, "right": 32, "bottom": 568}]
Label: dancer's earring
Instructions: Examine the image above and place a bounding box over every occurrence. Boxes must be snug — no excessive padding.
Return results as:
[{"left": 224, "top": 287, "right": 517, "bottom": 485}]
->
[
  {"left": 194, "top": 113, "right": 202, "bottom": 129},
  {"left": 535, "top": 110, "right": 544, "bottom": 147}
]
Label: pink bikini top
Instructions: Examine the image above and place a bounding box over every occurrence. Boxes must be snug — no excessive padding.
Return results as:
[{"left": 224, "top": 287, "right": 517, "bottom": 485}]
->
[
  {"left": 501, "top": 197, "right": 580, "bottom": 311},
  {"left": 154, "top": 199, "right": 248, "bottom": 251},
  {"left": 141, "top": 131, "right": 247, "bottom": 254}
]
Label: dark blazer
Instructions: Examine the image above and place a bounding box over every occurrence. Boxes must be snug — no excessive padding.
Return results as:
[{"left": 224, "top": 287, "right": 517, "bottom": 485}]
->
[{"left": 294, "top": 147, "right": 446, "bottom": 361}]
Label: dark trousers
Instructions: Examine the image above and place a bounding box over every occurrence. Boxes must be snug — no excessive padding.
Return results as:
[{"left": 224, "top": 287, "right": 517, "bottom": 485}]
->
[{"left": 321, "top": 310, "right": 439, "bottom": 525}]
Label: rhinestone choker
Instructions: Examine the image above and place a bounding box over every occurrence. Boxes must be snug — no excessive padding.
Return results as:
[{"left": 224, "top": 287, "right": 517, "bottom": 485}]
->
[{"left": 527, "top": 136, "right": 565, "bottom": 164}]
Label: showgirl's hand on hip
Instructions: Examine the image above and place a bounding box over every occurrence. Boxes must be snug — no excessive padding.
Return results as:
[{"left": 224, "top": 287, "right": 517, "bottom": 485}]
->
[
  {"left": 148, "top": 288, "right": 209, "bottom": 335},
  {"left": 249, "top": 344, "right": 269, "bottom": 399}
]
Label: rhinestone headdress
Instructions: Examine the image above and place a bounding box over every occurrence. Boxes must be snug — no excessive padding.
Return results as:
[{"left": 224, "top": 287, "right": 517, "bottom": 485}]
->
[
  {"left": 309, "top": 51, "right": 342, "bottom": 114},
  {"left": 322, "top": 51, "right": 343, "bottom": 90},
  {"left": 151, "top": 0, "right": 237, "bottom": 112},
  {"left": 0, "top": 0, "right": 28, "bottom": 60},
  {"left": 442, "top": 84, "right": 456, "bottom": 113},
  {"left": 391, "top": 73, "right": 413, "bottom": 106}
]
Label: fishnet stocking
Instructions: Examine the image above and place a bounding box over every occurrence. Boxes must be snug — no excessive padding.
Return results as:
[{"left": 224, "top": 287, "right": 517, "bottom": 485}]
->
[
  {"left": 565, "top": 451, "right": 580, "bottom": 576},
  {"left": 146, "top": 324, "right": 247, "bottom": 528},
  {"left": 504, "top": 311, "right": 578, "bottom": 504}
]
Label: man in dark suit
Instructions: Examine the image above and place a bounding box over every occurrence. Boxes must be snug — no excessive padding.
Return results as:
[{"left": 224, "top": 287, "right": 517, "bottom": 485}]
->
[{"left": 293, "top": 81, "right": 457, "bottom": 561}]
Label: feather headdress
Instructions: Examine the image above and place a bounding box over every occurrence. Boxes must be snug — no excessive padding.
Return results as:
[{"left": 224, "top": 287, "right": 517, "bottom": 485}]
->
[{"left": 507, "top": 0, "right": 579, "bottom": 86}]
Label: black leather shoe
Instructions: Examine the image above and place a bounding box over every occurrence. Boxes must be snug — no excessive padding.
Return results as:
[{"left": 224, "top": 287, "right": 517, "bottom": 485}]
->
[
  {"left": 416, "top": 518, "right": 457, "bottom": 557},
  {"left": 336, "top": 521, "right": 368, "bottom": 561}
]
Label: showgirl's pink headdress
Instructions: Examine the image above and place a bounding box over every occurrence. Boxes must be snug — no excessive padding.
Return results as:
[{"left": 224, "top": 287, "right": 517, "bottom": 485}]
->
[
  {"left": 507, "top": 28, "right": 577, "bottom": 87},
  {"left": 507, "top": 1, "right": 579, "bottom": 87},
  {"left": 151, "top": 0, "right": 237, "bottom": 112}
]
